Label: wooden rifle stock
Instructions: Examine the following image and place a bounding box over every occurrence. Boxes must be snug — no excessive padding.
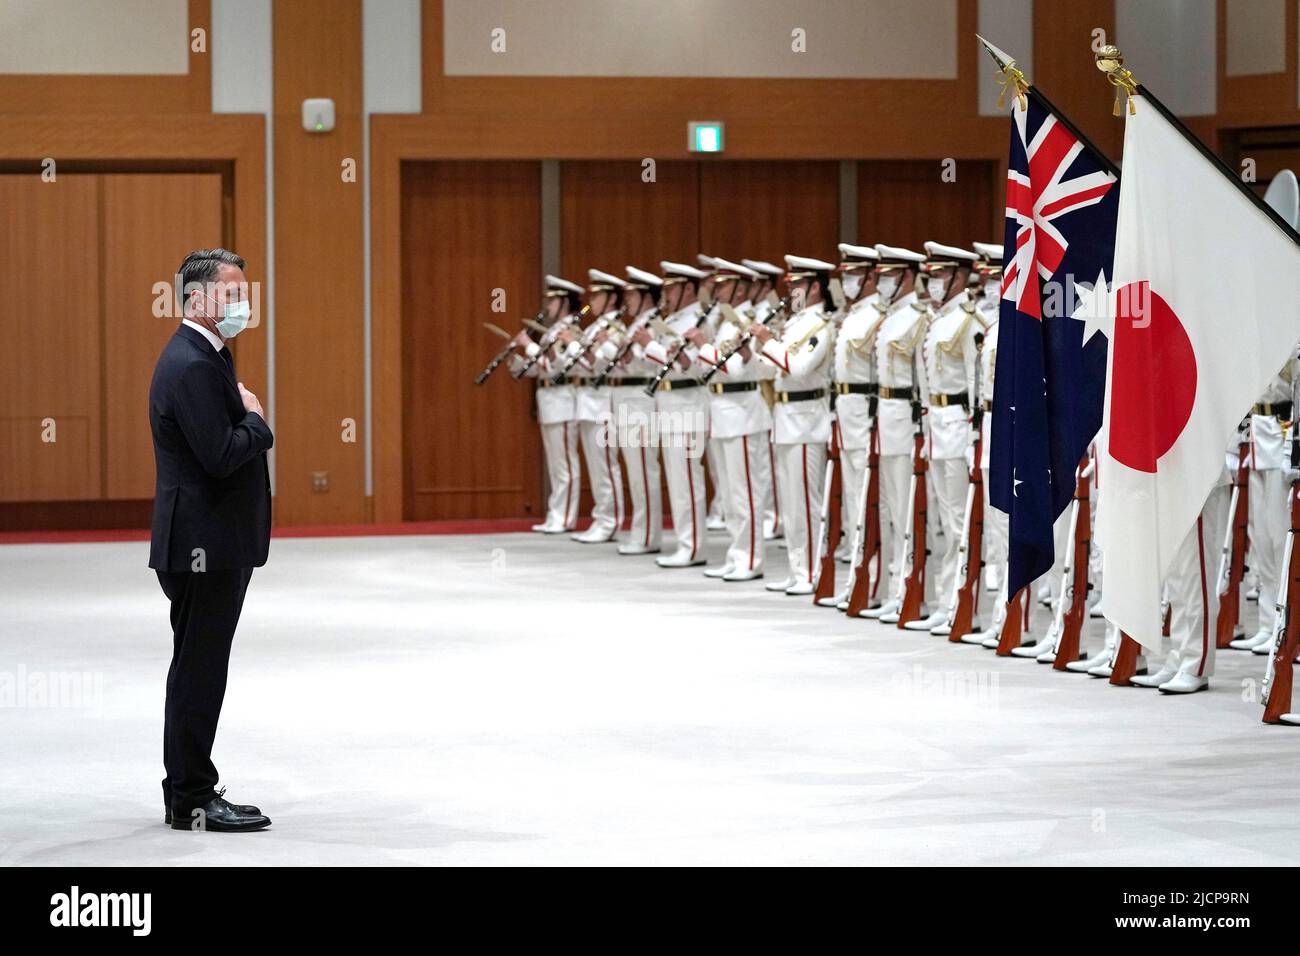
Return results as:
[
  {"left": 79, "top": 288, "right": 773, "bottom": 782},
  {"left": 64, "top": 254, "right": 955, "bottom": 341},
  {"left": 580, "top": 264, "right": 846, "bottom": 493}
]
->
[
  {"left": 1215, "top": 440, "right": 1251, "bottom": 647},
  {"left": 844, "top": 406, "right": 882, "bottom": 617},
  {"left": 1262, "top": 480, "right": 1300, "bottom": 723},
  {"left": 946, "top": 377, "right": 986, "bottom": 641},
  {"left": 1051, "top": 460, "right": 1092, "bottom": 669},
  {"left": 1108, "top": 631, "right": 1144, "bottom": 686},
  {"left": 995, "top": 587, "right": 1029, "bottom": 656},
  {"left": 897, "top": 424, "right": 929, "bottom": 628},
  {"left": 813, "top": 424, "right": 843, "bottom": 605}
]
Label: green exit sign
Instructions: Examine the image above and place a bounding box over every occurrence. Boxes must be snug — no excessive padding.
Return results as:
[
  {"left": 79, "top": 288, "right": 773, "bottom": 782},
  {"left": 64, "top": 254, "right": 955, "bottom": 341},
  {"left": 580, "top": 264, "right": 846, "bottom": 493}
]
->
[{"left": 688, "top": 121, "right": 725, "bottom": 153}]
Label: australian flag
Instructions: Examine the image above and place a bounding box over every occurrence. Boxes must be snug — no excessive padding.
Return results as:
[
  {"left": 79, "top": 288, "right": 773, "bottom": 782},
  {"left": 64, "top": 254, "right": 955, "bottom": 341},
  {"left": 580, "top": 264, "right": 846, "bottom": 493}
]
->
[{"left": 989, "top": 87, "right": 1120, "bottom": 596}]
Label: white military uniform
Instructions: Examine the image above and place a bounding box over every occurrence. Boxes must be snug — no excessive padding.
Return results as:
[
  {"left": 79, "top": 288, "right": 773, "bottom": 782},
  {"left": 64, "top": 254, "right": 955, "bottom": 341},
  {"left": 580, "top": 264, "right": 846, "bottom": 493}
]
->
[
  {"left": 569, "top": 287, "right": 625, "bottom": 543},
  {"left": 758, "top": 267, "right": 835, "bottom": 594},
  {"left": 1232, "top": 360, "right": 1300, "bottom": 649},
  {"left": 828, "top": 287, "right": 889, "bottom": 606},
  {"left": 917, "top": 279, "right": 983, "bottom": 629},
  {"left": 871, "top": 286, "right": 935, "bottom": 617},
  {"left": 976, "top": 289, "right": 1008, "bottom": 589},
  {"left": 744, "top": 259, "right": 787, "bottom": 540},
  {"left": 600, "top": 266, "right": 665, "bottom": 555},
  {"left": 514, "top": 276, "right": 584, "bottom": 533},
  {"left": 698, "top": 288, "right": 774, "bottom": 580},
  {"left": 645, "top": 261, "right": 712, "bottom": 567}
]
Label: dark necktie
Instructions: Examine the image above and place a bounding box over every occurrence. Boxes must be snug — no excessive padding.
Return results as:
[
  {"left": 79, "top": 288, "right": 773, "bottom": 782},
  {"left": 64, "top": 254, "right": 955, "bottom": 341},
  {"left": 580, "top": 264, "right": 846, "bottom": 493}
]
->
[{"left": 219, "top": 347, "right": 235, "bottom": 373}]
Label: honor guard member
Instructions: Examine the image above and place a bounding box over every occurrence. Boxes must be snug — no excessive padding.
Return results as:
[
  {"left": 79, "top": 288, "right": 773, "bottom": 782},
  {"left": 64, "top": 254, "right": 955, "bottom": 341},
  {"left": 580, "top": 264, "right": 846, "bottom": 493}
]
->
[
  {"left": 565, "top": 270, "right": 627, "bottom": 543},
  {"left": 751, "top": 255, "right": 836, "bottom": 595},
  {"left": 596, "top": 266, "right": 665, "bottom": 555},
  {"left": 632, "top": 261, "right": 712, "bottom": 568},
  {"left": 1131, "top": 469, "right": 1233, "bottom": 693},
  {"left": 1228, "top": 355, "right": 1300, "bottom": 652},
  {"left": 904, "top": 242, "right": 980, "bottom": 633},
  {"left": 818, "top": 242, "right": 886, "bottom": 607},
  {"left": 863, "top": 244, "right": 932, "bottom": 622},
  {"left": 696, "top": 254, "right": 731, "bottom": 534},
  {"left": 971, "top": 242, "right": 1007, "bottom": 594},
  {"left": 690, "top": 258, "right": 773, "bottom": 581},
  {"left": 511, "top": 275, "right": 584, "bottom": 533},
  {"left": 744, "top": 258, "right": 788, "bottom": 541}
]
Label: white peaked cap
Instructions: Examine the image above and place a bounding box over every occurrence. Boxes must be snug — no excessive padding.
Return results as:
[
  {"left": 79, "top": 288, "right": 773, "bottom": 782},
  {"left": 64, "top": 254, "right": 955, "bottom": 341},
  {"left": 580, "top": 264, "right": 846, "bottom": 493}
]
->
[
  {"left": 837, "top": 242, "right": 879, "bottom": 262},
  {"left": 923, "top": 241, "right": 979, "bottom": 261},
  {"left": 874, "top": 244, "right": 926, "bottom": 264},
  {"left": 545, "top": 274, "right": 585, "bottom": 295},
  {"left": 660, "top": 260, "right": 710, "bottom": 280},
  {"left": 696, "top": 254, "right": 721, "bottom": 270},
  {"left": 742, "top": 258, "right": 784, "bottom": 277},
  {"left": 784, "top": 254, "right": 836, "bottom": 272},
  {"left": 711, "top": 257, "right": 759, "bottom": 279},
  {"left": 587, "top": 268, "right": 627, "bottom": 288},
  {"left": 972, "top": 241, "right": 1004, "bottom": 262},
  {"left": 625, "top": 265, "right": 664, "bottom": 287}
]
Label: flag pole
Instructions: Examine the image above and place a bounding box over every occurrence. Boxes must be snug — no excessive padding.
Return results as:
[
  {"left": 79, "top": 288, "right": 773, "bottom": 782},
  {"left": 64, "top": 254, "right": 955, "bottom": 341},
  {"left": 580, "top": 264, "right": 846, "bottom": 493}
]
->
[
  {"left": 976, "top": 34, "right": 1120, "bottom": 178},
  {"left": 1094, "top": 44, "right": 1300, "bottom": 249}
]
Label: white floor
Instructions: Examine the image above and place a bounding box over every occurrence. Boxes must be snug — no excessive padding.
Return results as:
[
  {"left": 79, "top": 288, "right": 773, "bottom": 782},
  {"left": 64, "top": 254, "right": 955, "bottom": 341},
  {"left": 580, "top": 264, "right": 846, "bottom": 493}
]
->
[{"left": 1, "top": 528, "right": 1296, "bottom": 866}]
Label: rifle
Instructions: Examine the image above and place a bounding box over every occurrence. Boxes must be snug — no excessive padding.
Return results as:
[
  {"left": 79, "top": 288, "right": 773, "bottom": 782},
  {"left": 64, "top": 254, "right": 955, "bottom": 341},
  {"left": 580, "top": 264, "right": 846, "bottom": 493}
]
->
[
  {"left": 511, "top": 305, "right": 589, "bottom": 379},
  {"left": 1262, "top": 417, "right": 1300, "bottom": 723},
  {"left": 812, "top": 418, "right": 843, "bottom": 605},
  {"left": 896, "top": 349, "right": 930, "bottom": 629},
  {"left": 1214, "top": 437, "right": 1251, "bottom": 646},
  {"left": 642, "top": 303, "right": 717, "bottom": 398},
  {"left": 1107, "top": 627, "right": 1144, "bottom": 685},
  {"left": 1049, "top": 457, "right": 1093, "bottom": 669},
  {"left": 994, "top": 587, "right": 1031, "bottom": 655},
  {"left": 944, "top": 331, "right": 986, "bottom": 642},
  {"left": 844, "top": 397, "right": 883, "bottom": 617},
  {"left": 474, "top": 315, "right": 539, "bottom": 385}
]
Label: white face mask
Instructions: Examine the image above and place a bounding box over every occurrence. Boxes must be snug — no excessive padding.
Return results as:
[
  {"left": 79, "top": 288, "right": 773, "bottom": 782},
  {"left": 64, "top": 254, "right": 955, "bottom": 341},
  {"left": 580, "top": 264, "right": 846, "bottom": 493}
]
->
[
  {"left": 983, "top": 280, "right": 1001, "bottom": 303},
  {"left": 841, "top": 274, "right": 863, "bottom": 299},
  {"left": 927, "top": 278, "right": 949, "bottom": 304},
  {"left": 199, "top": 289, "right": 252, "bottom": 339},
  {"left": 876, "top": 275, "right": 898, "bottom": 300}
]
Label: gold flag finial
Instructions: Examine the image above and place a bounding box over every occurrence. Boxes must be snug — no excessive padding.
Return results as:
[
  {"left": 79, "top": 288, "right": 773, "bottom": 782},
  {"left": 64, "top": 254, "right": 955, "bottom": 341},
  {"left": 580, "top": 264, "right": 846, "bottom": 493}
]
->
[
  {"left": 1095, "top": 44, "right": 1138, "bottom": 116},
  {"left": 977, "top": 34, "right": 1029, "bottom": 110}
]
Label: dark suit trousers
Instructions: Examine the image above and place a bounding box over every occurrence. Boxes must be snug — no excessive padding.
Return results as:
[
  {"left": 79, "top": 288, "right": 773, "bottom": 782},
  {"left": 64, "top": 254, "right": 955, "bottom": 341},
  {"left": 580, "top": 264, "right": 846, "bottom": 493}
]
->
[{"left": 156, "top": 567, "right": 254, "bottom": 814}]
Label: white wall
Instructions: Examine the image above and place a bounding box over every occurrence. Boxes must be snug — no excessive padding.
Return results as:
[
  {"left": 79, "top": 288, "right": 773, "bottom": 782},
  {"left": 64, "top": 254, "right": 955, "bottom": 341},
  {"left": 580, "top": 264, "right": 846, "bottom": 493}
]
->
[
  {"left": 0, "top": 0, "right": 189, "bottom": 74},
  {"left": 1116, "top": 0, "right": 1216, "bottom": 116}
]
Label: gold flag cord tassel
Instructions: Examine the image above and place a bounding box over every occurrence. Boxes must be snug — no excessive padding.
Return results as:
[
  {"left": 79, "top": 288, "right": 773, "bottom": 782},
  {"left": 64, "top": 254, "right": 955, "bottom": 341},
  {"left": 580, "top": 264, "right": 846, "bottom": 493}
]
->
[
  {"left": 1094, "top": 44, "right": 1138, "bottom": 116},
  {"left": 996, "top": 61, "right": 1029, "bottom": 111}
]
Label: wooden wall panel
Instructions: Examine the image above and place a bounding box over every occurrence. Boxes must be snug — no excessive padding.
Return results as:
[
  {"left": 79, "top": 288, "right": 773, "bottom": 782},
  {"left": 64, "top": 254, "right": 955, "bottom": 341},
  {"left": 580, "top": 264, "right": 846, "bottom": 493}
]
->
[
  {"left": 857, "top": 161, "right": 1000, "bottom": 253},
  {"left": 0, "top": 175, "right": 102, "bottom": 502},
  {"left": 272, "top": 0, "right": 367, "bottom": 525},
  {"left": 402, "top": 161, "right": 543, "bottom": 520},
  {"left": 102, "top": 173, "right": 225, "bottom": 499},
  {"left": 1033, "top": 0, "right": 1120, "bottom": 161},
  {"left": 699, "top": 161, "right": 840, "bottom": 265},
  {"left": 560, "top": 161, "right": 700, "bottom": 276}
]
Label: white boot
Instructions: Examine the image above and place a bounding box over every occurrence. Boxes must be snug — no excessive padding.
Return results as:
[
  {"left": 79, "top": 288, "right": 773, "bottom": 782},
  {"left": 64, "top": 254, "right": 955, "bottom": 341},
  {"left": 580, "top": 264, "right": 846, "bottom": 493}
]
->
[
  {"left": 618, "top": 543, "right": 660, "bottom": 556},
  {"left": 765, "top": 577, "right": 794, "bottom": 592},
  {"left": 703, "top": 563, "right": 735, "bottom": 579},
  {"left": 817, "top": 591, "right": 847, "bottom": 608},
  {"left": 1158, "top": 672, "right": 1209, "bottom": 694},
  {"left": 571, "top": 526, "right": 615, "bottom": 544},
  {"left": 1131, "top": 664, "right": 1177, "bottom": 688},
  {"left": 861, "top": 598, "right": 899, "bottom": 620},
  {"left": 657, "top": 549, "right": 705, "bottom": 569},
  {"left": 1229, "top": 628, "right": 1271, "bottom": 651},
  {"left": 903, "top": 610, "right": 947, "bottom": 632},
  {"left": 723, "top": 567, "right": 763, "bottom": 582},
  {"left": 785, "top": 580, "right": 815, "bottom": 596},
  {"left": 1066, "top": 649, "right": 1111, "bottom": 674}
]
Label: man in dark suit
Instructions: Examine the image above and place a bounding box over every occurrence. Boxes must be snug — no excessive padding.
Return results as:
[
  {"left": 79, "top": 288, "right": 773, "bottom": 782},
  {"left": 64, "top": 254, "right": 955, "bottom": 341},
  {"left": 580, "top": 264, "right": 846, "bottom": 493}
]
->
[{"left": 150, "top": 248, "right": 273, "bottom": 832}]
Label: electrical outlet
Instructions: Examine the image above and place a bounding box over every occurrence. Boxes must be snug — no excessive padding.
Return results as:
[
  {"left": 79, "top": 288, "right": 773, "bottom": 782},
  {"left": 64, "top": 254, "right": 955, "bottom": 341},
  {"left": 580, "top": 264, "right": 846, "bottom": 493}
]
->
[{"left": 311, "top": 471, "right": 329, "bottom": 493}]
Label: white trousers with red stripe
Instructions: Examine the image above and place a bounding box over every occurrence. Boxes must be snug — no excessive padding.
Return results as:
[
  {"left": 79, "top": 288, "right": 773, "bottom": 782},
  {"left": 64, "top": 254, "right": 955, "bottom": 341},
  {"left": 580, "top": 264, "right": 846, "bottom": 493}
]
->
[
  {"left": 981, "top": 466, "right": 1008, "bottom": 572},
  {"left": 841, "top": 445, "right": 893, "bottom": 597},
  {"left": 1248, "top": 468, "right": 1289, "bottom": 638},
  {"left": 619, "top": 422, "right": 663, "bottom": 551},
  {"left": 717, "top": 432, "right": 769, "bottom": 573},
  {"left": 577, "top": 420, "right": 624, "bottom": 540},
  {"left": 879, "top": 454, "right": 939, "bottom": 606},
  {"left": 930, "top": 457, "right": 970, "bottom": 617},
  {"left": 706, "top": 439, "right": 727, "bottom": 521},
  {"left": 774, "top": 441, "right": 827, "bottom": 588},
  {"left": 1160, "top": 484, "right": 1230, "bottom": 678},
  {"left": 539, "top": 421, "right": 580, "bottom": 530},
  {"left": 661, "top": 431, "right": 707, "bottom": 559}
]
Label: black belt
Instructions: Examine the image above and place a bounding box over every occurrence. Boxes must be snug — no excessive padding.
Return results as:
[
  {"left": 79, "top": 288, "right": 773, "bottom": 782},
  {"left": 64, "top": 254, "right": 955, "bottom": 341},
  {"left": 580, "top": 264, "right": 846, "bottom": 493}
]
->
[
  {"left": 1254, "top": 401, "right": 1292, "bottom": 418},
  {"left": 710, "top": 381, "right": 759, "bottom": 395},
  {"left": 777, "top": 388, "right": 826, "bottom": 403},
  {"left": 836, "top": 382, "right": 878, "bottom": 396},
  {"left": 657, "top": 379, "right": 703, "bottom": 391},
  {"left": 878, "top": 386, "right": 914, "bottom": 400},
  {"left": 981, "top": 400, "right": 992, "bottom": 413},
  {"left": 929, "top": 392, "right": 969, "bottom": 409},
  {"left": 608, "top": 377, "right": 652, "bottom": 387},
  {"left": 538, "top": 377, "right": 575, "bottom": 388}
]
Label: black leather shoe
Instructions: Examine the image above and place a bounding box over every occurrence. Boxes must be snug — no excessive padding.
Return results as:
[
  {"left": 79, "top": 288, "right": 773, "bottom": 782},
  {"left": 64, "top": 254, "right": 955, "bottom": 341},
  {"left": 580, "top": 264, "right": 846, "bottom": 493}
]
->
[
  {"left": 165, "top": 786, "right": 260, "bottom": 825},
  {"left": 169, "top": 794, "right": 270, "bottom": 832}
]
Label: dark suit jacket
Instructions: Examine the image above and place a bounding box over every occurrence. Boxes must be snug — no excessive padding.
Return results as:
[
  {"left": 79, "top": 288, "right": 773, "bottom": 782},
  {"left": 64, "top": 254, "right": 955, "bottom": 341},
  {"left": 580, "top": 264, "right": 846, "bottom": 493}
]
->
[{"left": 149, "top": 324, "right": 273, "bottom": 572}]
